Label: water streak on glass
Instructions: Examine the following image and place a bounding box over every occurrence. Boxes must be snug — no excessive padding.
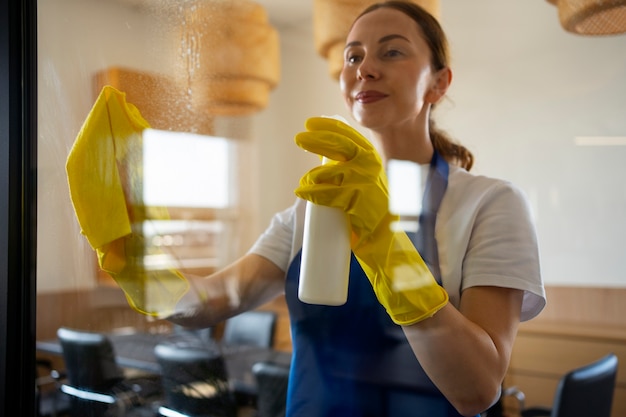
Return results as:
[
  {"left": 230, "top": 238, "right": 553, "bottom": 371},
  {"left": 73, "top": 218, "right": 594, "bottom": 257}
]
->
[{"left": 180, "top": 2, "right": 202, "bottom": 110}]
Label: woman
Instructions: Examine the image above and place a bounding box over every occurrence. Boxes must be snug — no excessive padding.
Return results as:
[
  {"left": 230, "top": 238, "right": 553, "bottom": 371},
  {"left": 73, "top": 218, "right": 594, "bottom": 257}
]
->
[{"left": 169, "top": 2, "right": 545, "bottom": 416}]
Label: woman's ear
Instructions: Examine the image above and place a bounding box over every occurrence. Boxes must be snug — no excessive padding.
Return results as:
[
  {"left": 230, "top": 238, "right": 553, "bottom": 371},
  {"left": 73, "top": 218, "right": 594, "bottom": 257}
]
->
[{"left": 426, "top": 67, "right": 452, "bottom": 104}]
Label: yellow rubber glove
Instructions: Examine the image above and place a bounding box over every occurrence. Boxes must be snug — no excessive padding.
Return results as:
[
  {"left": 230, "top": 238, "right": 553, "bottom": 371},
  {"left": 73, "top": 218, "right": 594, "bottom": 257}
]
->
[
  {"left": 294, "top": 117, "right": 448, "bottom": 325},
  {"left": 66, "top": 85, "right": 189, "bottom": 316}
]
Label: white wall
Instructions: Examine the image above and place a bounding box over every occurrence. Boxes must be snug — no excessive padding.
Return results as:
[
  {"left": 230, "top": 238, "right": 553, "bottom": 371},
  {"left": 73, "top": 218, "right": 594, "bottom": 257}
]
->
[
  {"left": 36, "top": 0, "right": 626, "bottom": 291},
  {"left": 251, "top": 22, "right": 350, "bottom": 232},
  {"left": 437, "top": 1, "right": 626, "bottom": 287},
  {"left": 37, "top": 0, "right": 161, "bottom": 291}
]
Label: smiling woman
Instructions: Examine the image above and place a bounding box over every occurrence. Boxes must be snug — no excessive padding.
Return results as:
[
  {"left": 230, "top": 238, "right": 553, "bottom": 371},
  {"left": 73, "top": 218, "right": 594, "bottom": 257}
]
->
[{"left": 4, "top": 0, "right": 625, "bottom": 416}]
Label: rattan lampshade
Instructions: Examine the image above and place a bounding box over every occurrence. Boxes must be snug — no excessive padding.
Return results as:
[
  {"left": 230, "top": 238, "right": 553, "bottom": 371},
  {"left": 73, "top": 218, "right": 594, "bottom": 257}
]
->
[
  {"left": 550, "top": 0, "right": 626, "bottom": 35},
  {"left": 94, "top": 67, "right": 214, "bottom": 135},
  {"left": 313, "top": 0, "right": 440, "bottom": 80},
  {"left": 177, "top": 0, "right": 280, "bottom": 116}
]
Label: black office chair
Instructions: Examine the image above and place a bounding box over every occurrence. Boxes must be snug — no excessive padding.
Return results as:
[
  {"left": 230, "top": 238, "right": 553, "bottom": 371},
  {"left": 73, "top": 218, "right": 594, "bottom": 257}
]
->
[
  {"left": 154, "top": 343, "right": 237, "bottom": 417},
  {"left": 57, "top": 327, "right": 162, "bottom": 417},
  {"left": 221, "top": 311, "right": 278, "bottom": 407},
  {"left": 505, "top": 353, "right": 618, "bottom": 417},
  {"left": 36, "top": 358, "right": 71, "bottom": 417},
  {"left": 222, "top": 311, "right": 277, "bottom": 349},
  {"left": 252, "top": 361, "right": 290, "bottom": 417}
]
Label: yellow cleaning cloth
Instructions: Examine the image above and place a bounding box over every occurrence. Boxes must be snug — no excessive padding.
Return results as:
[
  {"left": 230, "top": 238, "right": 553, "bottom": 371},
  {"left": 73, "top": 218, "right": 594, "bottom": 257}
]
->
[{"left": 66, "top": 85, "right": 189, "bottom": 316}]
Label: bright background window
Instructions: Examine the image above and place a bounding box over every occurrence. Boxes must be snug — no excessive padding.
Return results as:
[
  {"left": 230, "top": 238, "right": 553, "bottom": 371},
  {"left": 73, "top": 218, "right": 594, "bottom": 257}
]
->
[{"left": 143, "top": 129, "right": 231, "bottom": 208}]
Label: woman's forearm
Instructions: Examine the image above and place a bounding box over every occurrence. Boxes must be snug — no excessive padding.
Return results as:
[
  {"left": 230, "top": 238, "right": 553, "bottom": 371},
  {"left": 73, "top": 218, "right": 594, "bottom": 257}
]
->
[
  {"left": 166, "top": 253, "right": 285, "bottom": 328},
  {"left": 402, "top": 286, "right": 523, "bottom": 416}
]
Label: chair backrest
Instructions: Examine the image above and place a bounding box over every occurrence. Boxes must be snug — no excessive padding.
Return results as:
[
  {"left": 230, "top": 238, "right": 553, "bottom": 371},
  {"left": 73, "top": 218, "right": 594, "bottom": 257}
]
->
[
  {"left": 36, "top": 358, "right": 72, "bottom": 417},
  {"left": 552, "top": 353, "right": 618, "bottom": 417},
  {"left": 154, "top": 343, "right": 236, "bottom": 417},
  {"left": 252, "top": 361, "right": 290, "bottom": 417},
  {"left": 172, "top": 324, "right": 214, "bottom": 345},
  {"left": 222, "top": 311, "right": 277, "bottom": 349},
  {"left": 57, "top": 327, "right": 124, "bottom": 391}
]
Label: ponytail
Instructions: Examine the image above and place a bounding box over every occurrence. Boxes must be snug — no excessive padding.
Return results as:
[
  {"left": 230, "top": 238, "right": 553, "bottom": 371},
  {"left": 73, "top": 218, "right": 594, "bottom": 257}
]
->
[{"left": 430, "top": 119, "right": 474, "bottom": 171}]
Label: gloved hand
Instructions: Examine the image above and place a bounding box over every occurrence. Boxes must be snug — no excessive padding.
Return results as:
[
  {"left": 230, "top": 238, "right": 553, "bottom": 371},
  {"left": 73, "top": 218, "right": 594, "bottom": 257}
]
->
[
  {"left": 160, "top": 272, "right": 246, "bottom": 328},
  {"left": 294, "top": 116, "right": 448, "bottom": 325},
  {"left": 66, "top": 85, "right": 189, "bottom": 316}
]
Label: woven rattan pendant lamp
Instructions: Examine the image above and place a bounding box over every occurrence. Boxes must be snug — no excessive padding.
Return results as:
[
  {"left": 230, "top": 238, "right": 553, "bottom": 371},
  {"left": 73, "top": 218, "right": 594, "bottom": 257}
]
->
[
  {"left": 177, "top": 0, "right": 280, "bottom": 116},
  {"left": 548, "top": 0, "right": 626, "bottom": 35},
  {"left": 313, "top": 0, "right": 440, "bottom": 81}
]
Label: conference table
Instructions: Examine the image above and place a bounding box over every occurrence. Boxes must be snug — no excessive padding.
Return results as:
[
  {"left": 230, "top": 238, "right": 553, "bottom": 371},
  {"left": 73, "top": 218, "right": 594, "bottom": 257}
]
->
[{"left": 36, "top": 329, "right": 292, "bottom": 398}]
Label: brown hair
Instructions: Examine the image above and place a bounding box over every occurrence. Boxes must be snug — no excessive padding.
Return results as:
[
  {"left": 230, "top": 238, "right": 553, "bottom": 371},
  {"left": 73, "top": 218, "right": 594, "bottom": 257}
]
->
[{"left": 355, "top": 1, "right": 474, "bottom": 171}]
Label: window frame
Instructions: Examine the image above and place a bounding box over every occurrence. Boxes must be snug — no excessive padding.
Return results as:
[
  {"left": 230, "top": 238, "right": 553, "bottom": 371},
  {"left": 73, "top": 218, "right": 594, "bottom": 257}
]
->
[{"left": 0, "top": 0, "right": 38, "bottom": 414}]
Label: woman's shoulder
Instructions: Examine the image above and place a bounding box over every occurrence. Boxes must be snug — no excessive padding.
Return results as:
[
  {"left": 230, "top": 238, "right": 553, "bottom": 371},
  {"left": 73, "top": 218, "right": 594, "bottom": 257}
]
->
[
  {"left": 449, "top": 164, "right": 511, "bottom": 188},
  {"left": 446, "top": 165, "right": 531, "bottom": 212}
]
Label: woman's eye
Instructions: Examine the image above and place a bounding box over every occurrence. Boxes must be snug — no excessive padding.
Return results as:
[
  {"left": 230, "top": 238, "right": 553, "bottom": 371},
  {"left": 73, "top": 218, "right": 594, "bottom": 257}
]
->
[
  {"left": 384, "top": 49, "right": 402, "bottom": 58},
  {"left": 346, "top": 54, "right": 362, "bottom": 64}
]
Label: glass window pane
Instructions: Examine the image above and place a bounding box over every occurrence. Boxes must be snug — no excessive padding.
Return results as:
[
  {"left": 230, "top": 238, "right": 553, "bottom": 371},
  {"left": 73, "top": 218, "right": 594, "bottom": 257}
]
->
[
  {"left": 33, "top": 1, "right": 626, "bottom": 416},
  {"left": 35, "top": 1, "right": 290, "bottom": 415}
]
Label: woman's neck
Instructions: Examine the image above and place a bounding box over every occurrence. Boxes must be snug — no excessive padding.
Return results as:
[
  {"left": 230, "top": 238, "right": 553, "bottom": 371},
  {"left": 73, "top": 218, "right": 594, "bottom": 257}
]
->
[{"left": 372, "top": 128, "right": 434, "bottom": 165}]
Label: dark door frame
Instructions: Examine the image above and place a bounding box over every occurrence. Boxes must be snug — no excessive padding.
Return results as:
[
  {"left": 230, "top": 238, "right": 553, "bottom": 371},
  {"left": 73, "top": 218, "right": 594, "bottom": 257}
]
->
[{"left": 0, "top": 0, "right": 38, "bottom": 414}]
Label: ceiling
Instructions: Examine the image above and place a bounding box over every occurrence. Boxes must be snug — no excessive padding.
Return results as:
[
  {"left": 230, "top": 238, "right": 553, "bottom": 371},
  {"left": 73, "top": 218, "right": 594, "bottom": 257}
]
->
[
  {"left": 113, "top": 0, "right": 313, "bottom": 27},
  {"left": 255, "top": 0, "right": 312, "bottom": 27},
  {"left": 111, "top": 0, "right": 561, "bottom": 33},
  {"left": 110, "top": 0, "right": 626, "bottom": 50}
]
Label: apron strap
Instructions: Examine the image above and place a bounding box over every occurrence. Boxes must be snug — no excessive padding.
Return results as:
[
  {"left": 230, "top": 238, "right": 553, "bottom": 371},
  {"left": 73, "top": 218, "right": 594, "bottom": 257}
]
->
[{"left": 407, "top": 151, "right": 449, "bottom": 284}]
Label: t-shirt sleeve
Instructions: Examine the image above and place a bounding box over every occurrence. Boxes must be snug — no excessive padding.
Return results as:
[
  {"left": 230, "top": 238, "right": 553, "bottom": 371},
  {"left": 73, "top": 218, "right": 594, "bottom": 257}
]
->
[
  {"left": 462, "top": 181, "right": 546, "bottom": 322},
  {"left": 248, "top": 202, "right": 298, "bottom": 272}
]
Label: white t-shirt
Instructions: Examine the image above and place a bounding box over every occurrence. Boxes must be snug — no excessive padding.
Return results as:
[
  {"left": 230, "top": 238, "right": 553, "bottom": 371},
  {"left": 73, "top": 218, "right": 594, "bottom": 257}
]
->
[{"left": 249, "top": 164, "right": 546, "bottom": 322}]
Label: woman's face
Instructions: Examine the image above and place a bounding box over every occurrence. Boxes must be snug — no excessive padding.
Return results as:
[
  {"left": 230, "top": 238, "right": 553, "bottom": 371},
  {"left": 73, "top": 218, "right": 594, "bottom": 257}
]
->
[{"left": 340, "top": 8, "right": 439, "bottom": 131}]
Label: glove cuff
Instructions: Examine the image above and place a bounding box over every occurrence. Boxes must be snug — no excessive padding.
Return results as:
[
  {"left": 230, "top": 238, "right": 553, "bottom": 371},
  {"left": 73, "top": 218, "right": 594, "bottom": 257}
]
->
[
  {"left": 354, "top": 228, "right": 449, "bottom": 326},
  {"left": 389, "top": 287, "right": 449, "bottom": 326}
]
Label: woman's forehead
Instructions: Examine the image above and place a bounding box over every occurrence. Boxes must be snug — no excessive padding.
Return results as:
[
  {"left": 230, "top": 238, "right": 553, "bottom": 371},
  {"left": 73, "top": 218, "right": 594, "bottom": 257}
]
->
[{"left": 348, "top": 8, "right": 421, "bottom": 42}]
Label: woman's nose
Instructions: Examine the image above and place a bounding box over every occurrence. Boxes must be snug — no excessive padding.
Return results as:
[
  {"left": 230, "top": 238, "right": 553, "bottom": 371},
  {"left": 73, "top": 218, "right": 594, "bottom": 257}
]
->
[{"left": 356, "top": 58, "right": 379, "bottom": 80}]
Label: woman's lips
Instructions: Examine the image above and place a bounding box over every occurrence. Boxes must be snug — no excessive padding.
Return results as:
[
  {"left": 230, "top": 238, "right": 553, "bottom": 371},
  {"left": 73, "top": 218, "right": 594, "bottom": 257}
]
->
[{"left": 355, "top": 90, "right": 387, "bottom": 104}]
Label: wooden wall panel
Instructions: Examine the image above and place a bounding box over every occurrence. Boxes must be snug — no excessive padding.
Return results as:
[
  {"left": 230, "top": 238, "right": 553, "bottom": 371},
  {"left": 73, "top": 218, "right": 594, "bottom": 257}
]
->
[
  {"left": 538, "top": 286, "right": 626, "bottom": 326},
  {"left": 36, "top": 287, "right": 172, "bottom": 341},
  {"left": 505, "top": 286, "right": 626, "bottom": 417},
  {"left": 510, "top": 331, "right": 626, "bottom": 384},
  {"left": 36, "top": 288, "right": 291, "bottom": 351}
]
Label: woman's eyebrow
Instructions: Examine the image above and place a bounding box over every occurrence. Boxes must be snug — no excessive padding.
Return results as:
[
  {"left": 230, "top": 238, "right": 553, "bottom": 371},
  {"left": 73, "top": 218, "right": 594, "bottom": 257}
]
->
[
  {"left": 345, "top": 34, "right": 410, "bottom": 50},
  {"left": 379, "top": 34, "right": 410, "bottom": 44}
]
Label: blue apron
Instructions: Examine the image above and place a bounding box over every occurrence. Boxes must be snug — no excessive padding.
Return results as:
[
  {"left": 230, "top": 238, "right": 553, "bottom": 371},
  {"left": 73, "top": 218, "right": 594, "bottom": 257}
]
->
[{"left": 284, "top": 153, "right": 477, "bottom": 417}]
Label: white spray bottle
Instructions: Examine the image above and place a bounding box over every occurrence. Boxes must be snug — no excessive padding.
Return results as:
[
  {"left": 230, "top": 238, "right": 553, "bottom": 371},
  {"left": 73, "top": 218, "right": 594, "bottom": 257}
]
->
[{"left": 298, "top": 116, "right": 352, "bottom": 306}]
